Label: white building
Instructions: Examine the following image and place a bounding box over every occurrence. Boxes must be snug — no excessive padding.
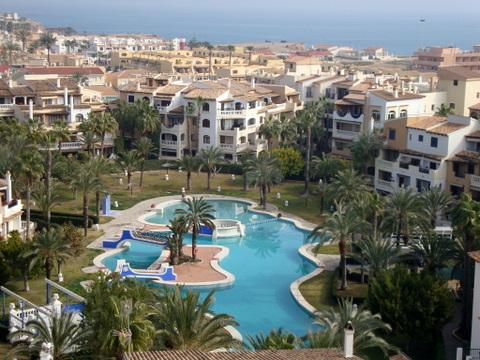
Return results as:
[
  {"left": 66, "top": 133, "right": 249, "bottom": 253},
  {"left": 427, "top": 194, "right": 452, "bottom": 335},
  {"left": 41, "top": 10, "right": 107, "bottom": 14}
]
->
[
  {"left": 468, "top": 251, "right": 480, "bottom": 351},
  {"left": 0, "top": 172, "right": 24, "bottom": 240}
]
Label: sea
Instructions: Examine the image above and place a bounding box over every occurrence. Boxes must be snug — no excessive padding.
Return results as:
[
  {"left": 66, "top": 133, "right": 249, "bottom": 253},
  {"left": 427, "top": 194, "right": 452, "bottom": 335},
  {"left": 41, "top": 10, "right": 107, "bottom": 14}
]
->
[{"left": 3, "top": 1, "right": 480, "bottom": 56}]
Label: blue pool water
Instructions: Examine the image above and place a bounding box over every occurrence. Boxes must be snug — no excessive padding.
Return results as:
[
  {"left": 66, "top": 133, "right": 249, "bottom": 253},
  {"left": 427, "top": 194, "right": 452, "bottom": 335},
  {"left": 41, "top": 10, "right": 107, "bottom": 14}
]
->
[{"left": 102, "top": 199, "right": 320, "bottom": 337}]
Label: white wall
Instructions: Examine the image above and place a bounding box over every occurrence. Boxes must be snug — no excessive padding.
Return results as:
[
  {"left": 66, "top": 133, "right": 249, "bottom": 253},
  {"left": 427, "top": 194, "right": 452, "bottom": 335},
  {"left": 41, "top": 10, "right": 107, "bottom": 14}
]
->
[
  {"left": 472, "top": 261, "right": 480, "bottom": 349},
  {"left": 407, "top": 129, "right": 449, "bottom": 157}
]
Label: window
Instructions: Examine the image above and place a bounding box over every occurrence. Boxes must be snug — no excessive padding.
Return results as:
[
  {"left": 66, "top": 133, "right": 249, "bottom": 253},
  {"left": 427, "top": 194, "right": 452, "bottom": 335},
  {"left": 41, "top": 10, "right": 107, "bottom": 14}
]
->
[
  {"left": 477, "top": 92, "right": 480, "bottom": 99},
  {"left": 248, "top": 118, "right": 255, "bottom": 126},
  {"left": 430, "top": 137, "right": 438, "bottom": 148},
  {"left": 75, "top": 114, "right": 84, "bottom": 122},
  {"left": 142, "top": 96, "right": 150, "bottom": 103},
  {"left": 306, "top": 87, "right": 313, "bottom": 98},
  {"left": 388, "top": 129, "right": 396, "bottom": 140},
  {"left": 431, "top": 104, "right": 435, "bottom": 111},
  {"left": 388, "top": 111, "right": 396, "bottom": 120},
  {"left": 400, "top": 109, "right": 407, "bottom": 118},
  {"left": 202, "top": 119, "right": 210, "bottom": 128},
  {"left": 202, "top": 103, "right": 210, "bottom": 112},
  {"left": 180, "top": 134, "right": 185, "bottom": 141},
  {"left": 450, "top": 103, "right": 456, "bottom": 110},
  {"left": 371, "top": 110, "right": 380, "bottom": 122},
  {"left": 453, "top": 80, "right": 458, "bottom": 86},
  {"left": 418, "top": 135, "right": 424, "bottom": 142},
  {"left": 203, "top": 135, "right": 210, "bottom": 144},
  {"left": 128, "top": 95, "right": 135, "bottom": 103}
]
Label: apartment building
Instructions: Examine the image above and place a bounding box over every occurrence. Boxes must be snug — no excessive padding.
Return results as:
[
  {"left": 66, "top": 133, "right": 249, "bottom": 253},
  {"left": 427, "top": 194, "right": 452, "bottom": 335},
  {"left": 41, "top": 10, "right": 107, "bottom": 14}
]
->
[
  {"left": 0, "top": 172, "right": 24, "bottom": 240},
  {"left": 415, "top": 46, "right": 480, "bottom": 71},
  {"left": 0, "top": 78, "right": 111, "bottom": 153},
  {"left": 374, "top": 115, "right": 480, "bottom": 194},
  {"left": 16, "top": 66, "right": 106, "bottom": 86},
  {"left": 119, "top": 78, "right": 302, "bottom": 161},
  {"left": 437, "top": 66, "right": 480, "bottom": 117}
]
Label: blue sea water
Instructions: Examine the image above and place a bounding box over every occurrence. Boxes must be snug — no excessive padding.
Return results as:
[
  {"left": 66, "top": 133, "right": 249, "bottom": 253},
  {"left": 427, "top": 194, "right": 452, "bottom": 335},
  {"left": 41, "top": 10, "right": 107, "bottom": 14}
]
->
[
  {"left": 3, "top": 1, "right": 480, "bottom": 55},
  {"left": 102, "top": 199, "right": 320, "bottom": 337}
]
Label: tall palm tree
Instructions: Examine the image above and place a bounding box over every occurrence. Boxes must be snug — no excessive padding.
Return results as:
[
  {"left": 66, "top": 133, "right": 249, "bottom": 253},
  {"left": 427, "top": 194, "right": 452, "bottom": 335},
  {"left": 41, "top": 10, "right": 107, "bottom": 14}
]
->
[
  {"left": 38, "top": 130, "right": 59, "bottom": 223},
  {"left": 239, "top": 152, "right": 255, "bottom": 191},
  {"left": 4, "top": 40, "right": 20, "bottom": 65},
  {"left": 383, "top": 188, "right": 422, "bottom": 246},
  {"left": 51, "top": 120, "right": 70, "bottom": 152},
  {"left": 134, "top": 137, "right": 154, "bottom": 187},
  {"left": 38, "top": 32, "right": 56, "bottom": 65},
  {"left": 26, "top": 227, "right": 70, "bottom": 279},
  {"left": 277, "top": 114, "right": 297, "bottom": 146},
  {"left": 88, "top": 156, "right": 110, "bottom": 221},
  {"left": 330, "top": 168, "right": 368, "bottom": 205},
  {"left": 166, "top": 217, "right": 188, "bottom": 265},
  {"left": 350, "top": 132, "right": 383, "bottom": 175},
  {"left": 136, "top": 99, "right": 160, "bottom": 136},
  {"left": 15, "top": 24, "right": 31, "bottom": 51},
  {"left": 311, "top": 155, "right": 345, "bottom": 184},
  {"left": 71, "top": 161, "right": 102, "bottom": 237},
  {"left": 199, "top": 146, "right": 223, "bottom": 190},
  {"left": 435, "top": 104, "right": 454, "bottom": 116},
  {"left": 258, "top": 115, "right": 280, "bottom": 152},
  {"left": 7, "top": 311, "right": 91, "bottom": 360},
  {"left": 411, "top": 234, "right": 456, "bottom": 273},
  {"left": 177, "top": 155, "right": 199, "bottom": 191},
  {"left": 18, "top": 149, "right": 43, "bottom": 239},
  {"left": 227, "top": 44, "right": 235, "bottom": 65},
  {"left": 32, "top": 182, "right": 61, "bottom": 228},
  {"left": 309, "top": 203, "right": 364, "bottom": 289},
  {"left": 350, "top": 237, "right": 399, "bottom": 279},
  {"left": 116, "top": 151, "right": 140, "bottom": 196},
  {"left": 175, "top": 196, "right": 215, "bottom": 260},
  {"left": 246, "top": 152, "right": 283, "bottom": 209},
  {"left": 312, "top": 297, "right": 395, "bottom": 358},
  {"left": 420, "top": 185, "right": 452, "bottom": 228},
  {"left": 152, "top": 287, "right": 240, "bottom": 351},
  {"left": 296, "top": 101, "right": 325, "bottom": 194},
  {"left": 248, "top": 329, "right": 299, "bottom": 350},
  {"left": 90, "top": 112, "right": 118, "bottom": 156},
  {"left": 184, "top": 101, "right": 196, "bottom": 155}
]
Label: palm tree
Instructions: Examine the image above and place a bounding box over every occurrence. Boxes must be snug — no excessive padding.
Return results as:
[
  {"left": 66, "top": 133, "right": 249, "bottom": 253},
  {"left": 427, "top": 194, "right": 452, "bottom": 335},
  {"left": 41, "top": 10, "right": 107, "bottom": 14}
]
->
[
  {"left": 420, "top": 185, "right": 452, "bottom": 228},
  {"left": 227, "top": 44, "right": 235, "bottom": 65},
  {"left": 436, "top": 104, "right": 454, "bottom": 116},
  {"left": 8, "top": 311, "right": 91, "bottom": 359},
  {"left": 239, "top": 152, "right": 255, "bottom": 191},
  {"left": 199, "top": 146, "right": 223, "bottom": 190},
  {"left": 166, "top": 217, "right": 188, "bottom": 265},
  {"left": 177, "top": 155, "right": 199, "bottom": 191},
  {"left": 38, "top": 32, "right": 56, "bottom": 65},
  {"left": 15, "top": 24, "right": 31, "bottom": 51},
  {"left": 309, "top": 203, "right": 364, "bottom": 290},
  {"left": 411, "top": 233, "right": 456, "bottom": 273},
  {"left": 312, "top": 298, "right": 395, "bottom": 358},
  {"left": 32, "top": 182, "right": 61, "bottom": 228},
  {"left": 384, "top": 188, "right": 422, "bottom": 246},
  {"left": 4, "top": 40, "right": 20, "bottom": 65},
  {"left": 277, "top": 114, "right": 297, "bottom": 146},
  {"left": 152, "top": 287, "right": 240, "bottom": 351},
  {"left": 90, "top": 112, "right": 118, "bottom": 156},
  {"left": 71, "top": 161, "right": 102, "bottom": 237},
  {"left": 248, "top": 329, "right": 299, "bottom": 350},
  {"left": 26, "top": 227, "right": 70, "bottom": 279},
  {"left": 18, "top": 149, "right": 43, "bottom": 239},
  {"left": 206, "top": 43, "right": 214, "bottom": 78},
  {"left": 258, "top": 115, "right": 280, "bottom": 152},
  {"left": 116, "top": 151, "right": 140, "bottom": 196},
  {"left": 184, "top": 101, "right": 197, "bottom": 155},
  {"left": 88, "top": 156, "right": 110, "bottom": 220},
  {"left": 135, "top": 137, "right": 154, "bottom": 187},
  {"left": 51, "top": 120, "right": 70, "bottom": 152},
  {"left": 350, "top": 132, "right": 383, "bottom": 175},
  {"left": 136, "top": 99, "right": 160, "bottom": 136},
  {"left": 351, "top": 237, "right": 399, "bottom": 279},
  {"left": 296, "top": 101, "right": 326, "bottom": 194},
  {"left": 330, "top": 168, "right": 368, "bottom": 205},
  {"left": 246, "top": 152, "right": 283, "bottom": 209},
  {"left": 175, "top": 196, "right": 215, "bottom": 260},
  {"left": 246, "top": 45, "right": 254, "bottom": 64}
]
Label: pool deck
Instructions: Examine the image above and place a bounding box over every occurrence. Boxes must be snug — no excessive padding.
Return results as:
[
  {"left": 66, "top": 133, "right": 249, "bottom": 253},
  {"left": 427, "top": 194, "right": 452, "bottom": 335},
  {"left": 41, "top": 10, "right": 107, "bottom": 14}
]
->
[{"left": 173, "top": 245, "right": 228, "bottom": 283}]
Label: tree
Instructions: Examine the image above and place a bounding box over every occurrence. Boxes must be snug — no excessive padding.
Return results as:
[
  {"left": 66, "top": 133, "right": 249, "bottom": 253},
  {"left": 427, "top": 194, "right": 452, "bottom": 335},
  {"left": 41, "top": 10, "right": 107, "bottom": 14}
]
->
[
  {"left": 90, "top": 112, "right": 118, "bottom": 156},
  {"left": 296, "top": 100, "right": 326, "bottom": 194},
  {"left": 4, "top": 40, "right": 20, "bottom": 65},
  {"left": 246, "top": 152, "right": 283, "bottom": 209},
  {"left": 88, "top": 156, "right": 110, "bottom": 220},
  {"left": 166, "top": 217, "right": 188, "bottom": 265},
  {"left": 419, "top": 185, "right": 452, "bottom": 228},
  {"left": 350, "top": 237, "right": 399, "bottom": 279},
  {"left": 33, "top": 182, "right": 61, "bottom": 228},
  {"left": 199, "top": 146, "right": 223, "bottom": 190},
  {"left": 135, "top": 137, "right": 154, "bottom": 187},
  {"left": 8, "top": 311, "right": 91, "bottom": 359},
  {"left": 51, "top": 120, "right": 70, "bottom": 152},
  {"left": 368, "top": 267, "right": 454, "bottom": 354},
  {"left": 177, "top": 155, "right": 199, "bottom": 191},
  {"left": 71, "top": 161, "right": 101, "bottom": 237},
  {"left": 116, "top": 151, "right": 140, "bottom": 196},
  {"left": 272, "top": 147, "right": 304, "bottom": 177},
  {"left": 26, "top": 227, "right": 70, "bottom": 279},
  {"left": 238, "top": 152, "right": 255, "bottom": 191},
  {"left": 330, "top": 168, "right": 368, "bottom": 205},
  {"left": 435, "top": 104, "right": 454, "bottom": 116},
  {"left": 309, "top": 203, "right": 364, "bottom": 290},
  {"left": 184, "top": 101, "right": 197, "bottom": 155},
  {"left": 175, "top": 196, "right": 215, "bottom": 261},
  {"left": 227, "top": 44, "right": 235, "bottom": 65},
  {"left": 277, "top": 114, "right": 297, "bottom": 146},
  {"left": 313, "top": 297, "right": 395, "bottom": 358},
  {"left": 15, "top": 23, "right": 31, "bottom": 51},
  {"left": 350, "top": 132, "right": 383, "bottom": 175},
  {"left": 258, "top": 115, "right": 280, "bottom": 152},
  {"left": 248, "top": 329, "right": 299, "bottom": 350},
  {"left": 152, "top": 287, "right": 241, "bottom": 351},
  {"left": 38, "top": 32, "right": 56, "bottom": 65},
  {"left": 411, "top": 234, "right": 456, "bottom": 273},
  {"left": 136, "top": 99, "right": 160, "bottom": 136}
]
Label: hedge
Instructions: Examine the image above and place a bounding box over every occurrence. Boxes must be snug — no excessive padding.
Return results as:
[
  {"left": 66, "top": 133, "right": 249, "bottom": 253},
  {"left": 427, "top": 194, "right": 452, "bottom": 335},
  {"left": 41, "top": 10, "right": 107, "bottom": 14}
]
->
[{"left": 24, "top": 210, "right": 97, "bottom": 229}]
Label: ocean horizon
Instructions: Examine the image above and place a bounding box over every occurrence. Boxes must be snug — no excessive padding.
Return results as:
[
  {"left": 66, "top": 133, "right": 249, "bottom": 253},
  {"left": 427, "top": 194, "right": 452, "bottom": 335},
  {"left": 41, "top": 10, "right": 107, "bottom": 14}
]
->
[{"left": 3, "top": 3, "right": 480, "bottom": 55}]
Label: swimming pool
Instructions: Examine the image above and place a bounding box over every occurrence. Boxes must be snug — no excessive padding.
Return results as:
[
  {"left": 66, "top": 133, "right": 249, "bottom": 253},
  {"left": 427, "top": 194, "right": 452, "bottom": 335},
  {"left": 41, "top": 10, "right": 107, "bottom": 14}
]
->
[{"left": 102, "top": 199, "right": 320, "bottom": 337}]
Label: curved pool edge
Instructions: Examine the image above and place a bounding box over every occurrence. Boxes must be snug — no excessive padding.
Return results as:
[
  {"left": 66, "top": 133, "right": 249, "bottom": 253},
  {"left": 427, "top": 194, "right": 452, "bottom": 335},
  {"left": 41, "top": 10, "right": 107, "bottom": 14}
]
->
[{"left": 289, "top": 243, "right": 324, "bottom": 316}]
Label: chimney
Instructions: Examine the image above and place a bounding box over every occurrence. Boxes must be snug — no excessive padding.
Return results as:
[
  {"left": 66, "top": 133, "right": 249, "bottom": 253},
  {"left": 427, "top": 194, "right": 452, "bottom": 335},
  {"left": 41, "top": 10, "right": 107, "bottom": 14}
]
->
[
  {"left": 344, "top": 321, "right": 355, "bottom": 358},
  {"left": 393, "top": 87, "right": 399, "bottom": 98},
  {"left": 227, "top": 78, "right": 232, "bottom": 91},
  {"left": 56, "top": 78, "right": 61, "bottom": 88},
  {"left": 28, "top": 99, "right": 33, "bottom": 119},
  {"left": 251, "top": 76, "right": 256, "bottom": 89},
  {"left": 8, "top": 79, "right": 13, "bottom": 88},
  {"left": 5, "top": 171, "right": 12, "bottom": 203},
  {"left": 64, "top": 87, "right": 68, "bottom": 105}
]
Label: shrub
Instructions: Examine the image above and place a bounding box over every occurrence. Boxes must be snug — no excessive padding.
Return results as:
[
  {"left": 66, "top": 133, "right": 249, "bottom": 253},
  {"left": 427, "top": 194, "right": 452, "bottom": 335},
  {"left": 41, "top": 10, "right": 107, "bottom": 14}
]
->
[{"left": 272, "top": 147, "right": 304, "bottom": 177}]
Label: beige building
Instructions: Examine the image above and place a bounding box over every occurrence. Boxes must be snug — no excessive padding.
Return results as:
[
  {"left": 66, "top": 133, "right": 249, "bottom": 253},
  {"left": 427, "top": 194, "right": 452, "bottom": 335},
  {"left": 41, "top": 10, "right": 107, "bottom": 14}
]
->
[{"left": 415, "top": 46, "right": 480, "bottom": 71}]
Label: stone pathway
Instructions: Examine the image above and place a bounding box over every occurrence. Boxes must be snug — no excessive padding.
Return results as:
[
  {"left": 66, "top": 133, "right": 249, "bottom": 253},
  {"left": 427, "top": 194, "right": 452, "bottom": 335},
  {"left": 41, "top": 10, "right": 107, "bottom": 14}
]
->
[{"left": 315, "top": 253, "right": 340, "bottom": 271}]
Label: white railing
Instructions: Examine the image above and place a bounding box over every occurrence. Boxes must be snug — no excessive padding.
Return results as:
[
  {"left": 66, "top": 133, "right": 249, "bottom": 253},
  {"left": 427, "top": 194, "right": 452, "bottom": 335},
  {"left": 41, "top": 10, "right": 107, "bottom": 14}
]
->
[
  {"left": 220, "top": 143, "right": 235, "bottom": 150},
  {"left": 0, "top": 104, "right": 14, "bottom": 111},
  {"left": 376, "top": 179, "right": 394, "bottom": 190},
  {"left": 60, "top": 141, "right": 84, "bottom": 150},
  {"left": 471, "top": 175, "right": 480, "bottom": 189},
  {"left": 217, "top": 109, "right": 246, "bottom": 118},
  {"left": 161, "top": 140, "right": 177, "bottom": 146},
  {"left": 335, "top": 129, "right": 360, "bottom": 138},
  {"left": 376, "top": 158, "right": 395, "bottom": 170}
]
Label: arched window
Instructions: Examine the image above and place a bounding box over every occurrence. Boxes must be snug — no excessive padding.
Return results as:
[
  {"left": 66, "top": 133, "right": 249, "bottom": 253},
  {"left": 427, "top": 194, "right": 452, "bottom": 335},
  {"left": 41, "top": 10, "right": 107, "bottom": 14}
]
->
[
  {"left": 202, "top": 119, "right": 210, "bottom": 128},
  {"left": 371, "top": 110, "right": 380, "bottom": 122},
  {"left": 203, "top": 135, "right": 210, "bottom": 144},
  {"left": 75, "top": 114, "right": 84, "bottom": 122},
  {"left": 248, "top": 118, "right": 255, "bottom": 126},
  {"left": 400, "top": 109, "right": 408, "bottom": 118},
  {"left": 202, "top": 103, "right": 210, "bottom": 112},
  {"left": 142, "top": 96, "right": 150, "bottom": 103},
  {"left": 388, "top": 111, "right": 396, "bottom": 120}
]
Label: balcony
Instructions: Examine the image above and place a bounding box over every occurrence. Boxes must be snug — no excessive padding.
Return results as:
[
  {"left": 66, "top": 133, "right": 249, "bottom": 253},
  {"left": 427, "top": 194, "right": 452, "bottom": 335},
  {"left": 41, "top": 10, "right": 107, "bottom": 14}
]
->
[
  {"left": 376, "top": 158, "right": 394, "bottom": 170},
  {"left": 2, "top": 199, "right": 23, "bottom": 220},
  {"left": 471, "top": 174, "right": 480, "bottom": 190},
  {"left": 375, "top": 179, "right": 394, "bottom": 192},
  {"left": 161, "top": 140, "right": 184, "bottom": 149},
  {"left": 0, "top": 104, "right": 15, "bottom": 113},
  {"left": 333, "top": 110, "right": 364, "bottom": 123},
  {"left": 333, "top": 128, "right": 360, "bottom": 139},
  {"left": 217, "top": 109, "right": 246, "bottom": 118}
]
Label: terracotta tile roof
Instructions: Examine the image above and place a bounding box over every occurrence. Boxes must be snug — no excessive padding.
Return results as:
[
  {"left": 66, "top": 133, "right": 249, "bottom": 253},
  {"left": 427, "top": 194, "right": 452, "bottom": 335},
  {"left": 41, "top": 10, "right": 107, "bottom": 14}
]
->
[
  {"left": 369, "top": 90, "right": 424, "bottom": 101},
  {"left": 123, "top": 349, "right": 360, "bottom": 360},
  {"left": 23, "top": 79, "right": 79, "bottom": 92},
  {"left": 469, "top": 251, "right": 480, "bottom": 263},
  {"left": 155, "top": 84, "right": 187, "bottom": 96},
  {"left": 449, "top": 150, "right": 480, "bottom": 162},
  {"left": 84, "top": 85, "right": 119, "bottom": 97},
  {"left": 0, "top": 79, "right": 12, "bottom": 97},
  {"left": 9, "top": 86, "right": 35, "bottom": 96},
  {"left": 406, "top": 116, "right": 447, "bottom": 130},
  {"left": 438, "top": 66, "right": 480, "bottom": 81},
  {"left": 285, "top": 56, "right": 324, "bottom": 65},
  {"left": 0, "top": 179, "right": 7, "bottom": 188},
  {"left": 400, "top": 148, "right": 444, "bottom": 161},
  {"left": 469, "top": 103, "right": 480, "bottom": 111},
  {"left": 466, "top": 130, "right": 480, "bottom": 139},
  {"left": 429, "top": 123, "right": 466, "bottom": 135},
  {"left": 24, "top": 66, "right": 105, "bottom": 76}
]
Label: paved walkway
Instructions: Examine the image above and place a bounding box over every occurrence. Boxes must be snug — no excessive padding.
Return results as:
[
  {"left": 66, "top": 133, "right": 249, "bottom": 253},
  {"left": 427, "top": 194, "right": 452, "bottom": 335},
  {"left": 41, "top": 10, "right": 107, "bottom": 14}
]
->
[
  {"left": 173, "top": 245, "right": 227, "bottom": 282},
  {"left": 315, "top": 253, "right": 340, "bottom": 271}
]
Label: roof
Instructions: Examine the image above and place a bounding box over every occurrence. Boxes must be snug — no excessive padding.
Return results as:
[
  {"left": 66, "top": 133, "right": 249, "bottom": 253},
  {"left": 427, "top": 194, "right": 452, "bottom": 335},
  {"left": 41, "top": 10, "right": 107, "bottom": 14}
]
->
[
  {"left": 466, "top": 130, "right": 480, "bottom": 139},
  {"left": 429, "top": 122, "right": 466, "bottom": 135},
  {"left": 449, "top": 150, "right": 480, "bottom": 162},
  {"left": 123, "top": 349, "right": 360, "bottom": 360},
  {"left": 469, "top": 103, "right": 480, "bottom": 111},
  {"left": 24, "top": 66, "right": 105, "bottom": 76},
  {"left": 369, "top": 90, "right": 424, "bottom": 101},
  {"left": 438, "top": 66, "right": 480, "bottom": 81},
  {"left": 469, "top": 251, "right": 480, "bottom": 263},
  {"left": 0, "top": 179, "right": 7, "bottom": 188},
  {"left": 406, "top": 116, "right": 468, "bottom": 135},
  {"left": 84, "top": 85, "right": 119, "bottom": 97},
  {"left": 285, "top": 56, "right": 324, "bottom": 65}
]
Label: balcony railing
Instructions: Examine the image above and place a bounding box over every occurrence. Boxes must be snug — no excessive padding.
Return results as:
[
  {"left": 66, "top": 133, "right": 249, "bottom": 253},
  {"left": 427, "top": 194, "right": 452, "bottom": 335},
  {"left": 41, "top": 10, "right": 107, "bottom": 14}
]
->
[
  {"left": 471, "top": 175, "right": 480, "bottom": 189},
  {"left": 376, "top": 179, "right": 394, "bottom": 190},
  {"left": 217, "top": 109, "right": 246, "bottom": 118},
  {"left": 0, "top": 104, "right": 14, "bottom": 111}
]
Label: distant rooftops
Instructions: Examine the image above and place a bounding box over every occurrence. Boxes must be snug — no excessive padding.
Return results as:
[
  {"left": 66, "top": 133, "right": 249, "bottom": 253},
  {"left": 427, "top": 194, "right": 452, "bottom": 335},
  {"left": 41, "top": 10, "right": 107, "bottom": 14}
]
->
[
  {"left": 438, "top": 66, "right": 480, "bottom": 81},
  {"left": 24, "top": 66, "right": 105, "bottom": 76},
  {"left": 369, "top": 89, "right": 424, "bottom": 101},
  {"left": 406, "top": 116, "right": 467, "bottom": 135}
]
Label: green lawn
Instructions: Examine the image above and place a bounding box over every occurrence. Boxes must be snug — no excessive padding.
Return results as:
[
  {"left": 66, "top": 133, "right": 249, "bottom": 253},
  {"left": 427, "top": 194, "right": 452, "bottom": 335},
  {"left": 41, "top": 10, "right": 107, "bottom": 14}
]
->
[
  {"left": 314, "top": 244, "right": 339, "bottom": 255},
  {"left": 298, "top": 271, "right": 336, "bottom": 309}
]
